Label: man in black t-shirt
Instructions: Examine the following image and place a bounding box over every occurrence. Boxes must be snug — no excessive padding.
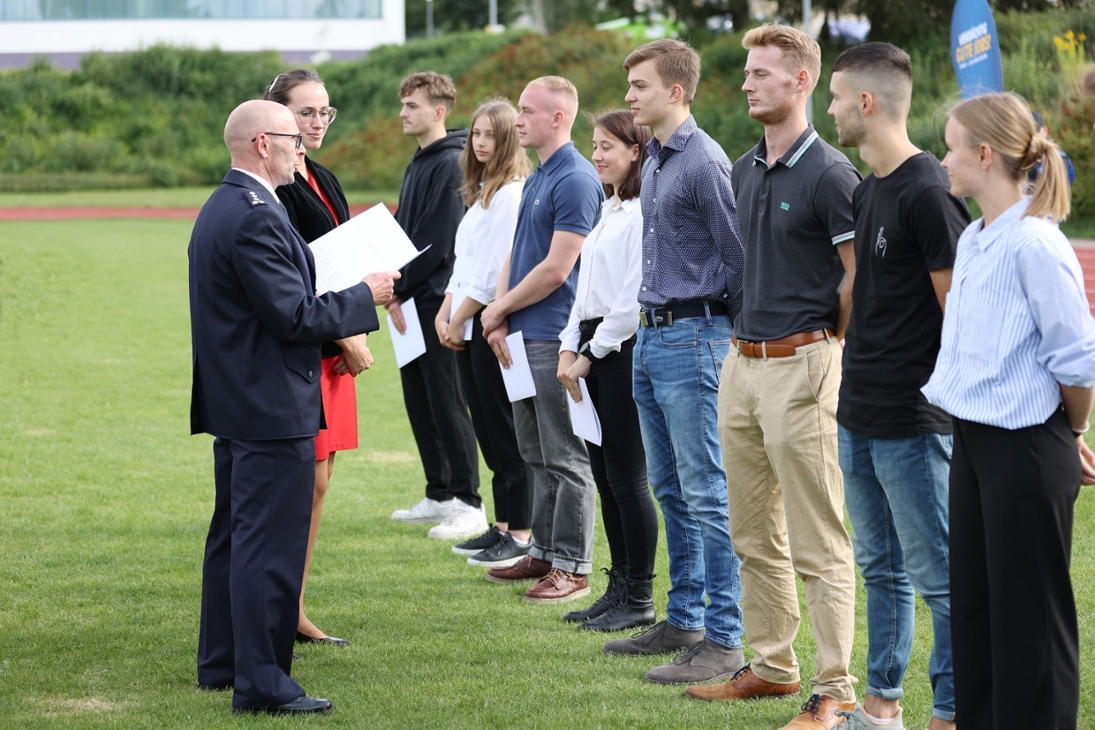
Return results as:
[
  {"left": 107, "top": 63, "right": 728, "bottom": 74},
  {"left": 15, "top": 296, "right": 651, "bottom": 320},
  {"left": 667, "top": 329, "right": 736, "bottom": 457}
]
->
[{"left": 828, "top": 44, "right": 969, "bottom": 730}]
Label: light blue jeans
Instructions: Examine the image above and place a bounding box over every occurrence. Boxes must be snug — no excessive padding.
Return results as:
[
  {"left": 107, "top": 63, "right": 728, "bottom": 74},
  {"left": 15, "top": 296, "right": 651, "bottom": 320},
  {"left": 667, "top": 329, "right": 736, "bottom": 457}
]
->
[
  {"left": 632, "top": 313, "right": 744, "bottom": 649},
  {"left": 839, "top": 426, "right": 955, "bottom": 722}
]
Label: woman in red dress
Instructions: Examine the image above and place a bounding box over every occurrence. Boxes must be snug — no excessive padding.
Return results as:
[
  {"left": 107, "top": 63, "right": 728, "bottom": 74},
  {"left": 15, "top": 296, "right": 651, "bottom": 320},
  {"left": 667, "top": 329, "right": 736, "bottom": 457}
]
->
[{"left": 264, "top": 69, "right": 370, "bottom": 646}]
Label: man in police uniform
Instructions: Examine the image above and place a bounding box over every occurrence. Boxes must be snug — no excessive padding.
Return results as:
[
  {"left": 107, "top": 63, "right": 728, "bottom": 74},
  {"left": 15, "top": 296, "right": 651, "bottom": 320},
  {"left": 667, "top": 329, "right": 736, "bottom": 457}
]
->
[{"left": 190, "top": 99, "right": 397, "bottom": 715}]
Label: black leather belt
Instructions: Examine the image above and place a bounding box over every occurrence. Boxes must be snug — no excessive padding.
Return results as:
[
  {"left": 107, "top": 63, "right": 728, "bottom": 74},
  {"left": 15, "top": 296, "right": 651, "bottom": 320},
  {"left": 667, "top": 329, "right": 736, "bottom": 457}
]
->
[{"left": 639, "top": 301, "right": 728, "bottom": 327}]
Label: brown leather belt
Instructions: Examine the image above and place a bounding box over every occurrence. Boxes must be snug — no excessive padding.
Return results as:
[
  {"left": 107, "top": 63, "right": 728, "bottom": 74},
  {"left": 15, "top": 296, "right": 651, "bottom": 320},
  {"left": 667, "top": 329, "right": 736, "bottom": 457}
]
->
[{"left": 732, "top": 329, "right": 833, "bottom": 358}]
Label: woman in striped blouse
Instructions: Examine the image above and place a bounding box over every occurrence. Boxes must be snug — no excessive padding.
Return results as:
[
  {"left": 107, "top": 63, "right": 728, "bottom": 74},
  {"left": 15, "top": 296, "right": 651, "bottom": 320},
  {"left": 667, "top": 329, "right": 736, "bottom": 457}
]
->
[{"left": 923, "top": 92, "right": 1095, "bottom": 730}]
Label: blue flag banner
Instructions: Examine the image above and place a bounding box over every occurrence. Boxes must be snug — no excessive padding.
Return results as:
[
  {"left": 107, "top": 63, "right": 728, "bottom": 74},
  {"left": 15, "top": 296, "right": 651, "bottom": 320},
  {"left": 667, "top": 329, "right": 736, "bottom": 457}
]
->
[{"left": 951, "top": 0, "right": 1004, "bottom": 98}]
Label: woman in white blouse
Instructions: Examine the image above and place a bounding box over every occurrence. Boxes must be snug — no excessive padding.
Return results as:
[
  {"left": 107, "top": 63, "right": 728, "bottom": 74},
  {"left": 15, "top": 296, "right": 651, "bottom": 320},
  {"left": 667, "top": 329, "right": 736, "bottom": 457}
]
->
[
  {"left": 556, "top": 110, "right": 658, "bottom": 631},
  {"left": 434, "top": 98, "right": 534, "bottom": 566},
  {"left": 923, "top": 92, "right": 1095, "bottom": 730}
]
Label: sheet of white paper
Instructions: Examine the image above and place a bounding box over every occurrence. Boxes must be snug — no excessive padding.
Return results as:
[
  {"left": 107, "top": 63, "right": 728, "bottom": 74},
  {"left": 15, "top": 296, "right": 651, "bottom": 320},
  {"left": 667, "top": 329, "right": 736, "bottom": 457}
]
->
[
  {"left": 387, "top": 297, "right": 426, "bottom": 368},
  {"left": 464, "top": 317, "right": 474, "bottom": 341},
  {"left": 567, "top": 378, "right": 602, "bottom": 446},
  {"left": 500, "top": 331, "right": 536, "bottom": 402},
  {"left": 309, "top": 204, "right": 426, "bottom": 293}
]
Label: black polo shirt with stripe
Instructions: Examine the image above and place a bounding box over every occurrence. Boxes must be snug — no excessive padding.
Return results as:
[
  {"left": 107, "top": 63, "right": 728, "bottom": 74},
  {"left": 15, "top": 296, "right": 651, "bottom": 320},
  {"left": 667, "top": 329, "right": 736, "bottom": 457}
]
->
[{"left": 730, "top": 126, "right": 861, "bottom": 342}]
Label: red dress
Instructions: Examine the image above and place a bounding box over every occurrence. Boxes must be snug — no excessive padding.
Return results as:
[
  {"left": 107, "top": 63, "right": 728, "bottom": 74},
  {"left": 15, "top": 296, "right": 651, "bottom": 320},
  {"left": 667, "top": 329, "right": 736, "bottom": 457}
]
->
[{"left": 303, "top": 170, "right": 358, "bottom": 461}]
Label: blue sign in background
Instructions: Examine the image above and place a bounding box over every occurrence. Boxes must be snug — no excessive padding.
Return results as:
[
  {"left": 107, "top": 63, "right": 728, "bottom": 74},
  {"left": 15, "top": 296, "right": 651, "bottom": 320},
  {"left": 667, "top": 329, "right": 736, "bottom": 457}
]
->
[{"left": 951, "top": 0, "right": 1004, "bottom": 98}]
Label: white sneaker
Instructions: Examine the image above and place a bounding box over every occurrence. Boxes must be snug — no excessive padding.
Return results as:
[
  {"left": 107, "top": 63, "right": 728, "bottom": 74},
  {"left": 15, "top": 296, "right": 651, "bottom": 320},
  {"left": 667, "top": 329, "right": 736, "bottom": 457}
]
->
[
  {"left": 390, "top": 497, "right": 455, "bottom": 525},
  {"left": 427, "top": 501, "right": 488, "bottom": 540}
]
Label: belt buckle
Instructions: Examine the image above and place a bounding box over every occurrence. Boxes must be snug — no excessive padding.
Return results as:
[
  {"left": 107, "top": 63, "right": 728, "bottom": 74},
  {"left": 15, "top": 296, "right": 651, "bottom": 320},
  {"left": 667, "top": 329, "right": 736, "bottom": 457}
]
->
[{"left": 640, "top": 311, "right": 650, "bottom": 327}]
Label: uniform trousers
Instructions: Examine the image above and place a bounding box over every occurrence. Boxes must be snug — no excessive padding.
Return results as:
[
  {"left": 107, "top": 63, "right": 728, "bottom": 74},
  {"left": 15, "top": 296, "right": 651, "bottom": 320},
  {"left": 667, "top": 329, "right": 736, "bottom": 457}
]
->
[{"left": 197, "top": 437, "right": 313, "bottom": 710}]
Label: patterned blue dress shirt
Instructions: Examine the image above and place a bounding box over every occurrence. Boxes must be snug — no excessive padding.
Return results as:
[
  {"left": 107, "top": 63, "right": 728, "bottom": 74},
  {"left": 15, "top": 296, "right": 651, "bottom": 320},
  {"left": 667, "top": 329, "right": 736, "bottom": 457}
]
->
[{"left": 637, "top": 115, "right": 745, "bottom": 317}]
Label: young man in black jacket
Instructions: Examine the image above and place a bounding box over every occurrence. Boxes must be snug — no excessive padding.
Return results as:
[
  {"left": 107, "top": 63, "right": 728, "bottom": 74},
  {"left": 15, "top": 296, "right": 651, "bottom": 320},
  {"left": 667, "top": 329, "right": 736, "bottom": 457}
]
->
[{"left": 388, "top": 72, "right": 485, "bottom": 541}]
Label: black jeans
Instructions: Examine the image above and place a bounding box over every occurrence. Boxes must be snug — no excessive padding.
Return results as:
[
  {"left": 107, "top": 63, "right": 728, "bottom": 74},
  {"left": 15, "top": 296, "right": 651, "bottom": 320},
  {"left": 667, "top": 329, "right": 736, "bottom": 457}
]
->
[
  {"left": 580, "top": 328, "right": 657, "bottom": 582},
  {"left": 950, "top": 410, "right": 1080, "bottom": 730},
  {"left": 399, "top": 303, "right": 481, "bottom": 508},
  {"left": 456, "top": 312, "right": 531, "bottom": 529}
]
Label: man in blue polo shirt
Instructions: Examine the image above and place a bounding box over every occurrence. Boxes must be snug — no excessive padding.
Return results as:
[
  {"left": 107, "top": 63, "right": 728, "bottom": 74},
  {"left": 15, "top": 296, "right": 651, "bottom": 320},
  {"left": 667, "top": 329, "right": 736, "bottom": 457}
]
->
[{"left": 480, "top": 76, "right": 604, "bottom": 604}]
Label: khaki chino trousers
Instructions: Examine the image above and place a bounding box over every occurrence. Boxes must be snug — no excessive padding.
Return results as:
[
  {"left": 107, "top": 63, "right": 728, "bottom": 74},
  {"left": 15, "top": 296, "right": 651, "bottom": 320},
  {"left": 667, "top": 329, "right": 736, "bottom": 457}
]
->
[{"left": 717, "top": 338, "right": 857, "bottom": 702}]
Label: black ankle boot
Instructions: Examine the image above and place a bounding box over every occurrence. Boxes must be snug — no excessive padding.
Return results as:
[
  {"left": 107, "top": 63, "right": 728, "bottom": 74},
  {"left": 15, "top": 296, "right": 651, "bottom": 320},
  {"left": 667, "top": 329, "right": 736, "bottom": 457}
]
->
[
  {"left": 563, "top": 567, "right": 625, "bottom": 623},
  {"left": 579, "top": 577, "right": 656, "bottom": 632}
]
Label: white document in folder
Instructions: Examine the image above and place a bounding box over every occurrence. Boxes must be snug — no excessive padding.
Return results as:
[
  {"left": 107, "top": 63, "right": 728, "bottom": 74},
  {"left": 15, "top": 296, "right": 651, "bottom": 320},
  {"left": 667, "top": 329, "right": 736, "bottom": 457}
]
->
[
  {"left": 387, "top": 297, "right": 427, "bottom": 368},
  {"left": 308, "top": 203, "right": 425, "bottom": 293},
  {"left": 567, "top": 378, "right": 602, "bottom": 446},
  {"left": 500, "top": 331, "right": 536, "bottom": 402}
]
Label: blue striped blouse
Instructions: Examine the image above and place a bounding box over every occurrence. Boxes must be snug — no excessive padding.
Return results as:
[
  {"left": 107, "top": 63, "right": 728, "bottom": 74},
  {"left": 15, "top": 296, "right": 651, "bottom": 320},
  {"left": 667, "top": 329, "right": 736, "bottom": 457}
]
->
[{"left": 922, "top": 198, "right": 1095, "bottom": 429}]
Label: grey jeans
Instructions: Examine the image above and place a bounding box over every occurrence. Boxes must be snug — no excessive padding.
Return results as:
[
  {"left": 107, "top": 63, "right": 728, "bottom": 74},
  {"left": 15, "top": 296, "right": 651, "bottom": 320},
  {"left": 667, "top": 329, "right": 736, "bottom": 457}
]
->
[{"left": 512, "top": 339, "right": 596, "bottom": 574}]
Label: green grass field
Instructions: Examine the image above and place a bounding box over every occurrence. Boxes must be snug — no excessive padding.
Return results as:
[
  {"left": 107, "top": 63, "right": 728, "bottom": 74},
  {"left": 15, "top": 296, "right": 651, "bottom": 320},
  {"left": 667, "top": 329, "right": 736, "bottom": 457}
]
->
[{"left": 2, "top": 218, "right": 1095, "bottom": 729}]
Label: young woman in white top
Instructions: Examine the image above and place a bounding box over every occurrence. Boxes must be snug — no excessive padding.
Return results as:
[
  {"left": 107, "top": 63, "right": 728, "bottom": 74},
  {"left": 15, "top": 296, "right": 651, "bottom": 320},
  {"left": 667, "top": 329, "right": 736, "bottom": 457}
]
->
[
  {"left": 923, "top": 92, "right": 1095, "bottom": 730},
  {"left": 433, "top": 98, "right": 533, "bottom": 566},
  {"left": 556, "top": 110, "right": 658, "bottom": 631}
]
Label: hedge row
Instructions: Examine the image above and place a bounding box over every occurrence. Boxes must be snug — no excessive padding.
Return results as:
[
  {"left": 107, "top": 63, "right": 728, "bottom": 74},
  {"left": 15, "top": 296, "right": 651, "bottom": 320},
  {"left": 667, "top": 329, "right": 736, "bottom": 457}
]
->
[{"left": 0, "top": 10, "right": 1091, "bottom": 213}]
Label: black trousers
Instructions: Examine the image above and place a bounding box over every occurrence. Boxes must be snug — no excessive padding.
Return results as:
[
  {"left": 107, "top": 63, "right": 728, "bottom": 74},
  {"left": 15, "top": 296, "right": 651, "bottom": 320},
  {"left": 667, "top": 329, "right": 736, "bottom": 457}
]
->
[
  {"left": 456, "top": 312, "right": 532, "bottom": 529},
  {"left": 399, "top": 303, "right": 481, "bottom": 507},
  {"left": 581, "top": 335, "right": 658, "bottom": 581},
  {"left": 198, "top": 437, "right": 312, "bottom": 709},
  {"left": 950, "top": 410, "right": 1080, "bottom": 730}
]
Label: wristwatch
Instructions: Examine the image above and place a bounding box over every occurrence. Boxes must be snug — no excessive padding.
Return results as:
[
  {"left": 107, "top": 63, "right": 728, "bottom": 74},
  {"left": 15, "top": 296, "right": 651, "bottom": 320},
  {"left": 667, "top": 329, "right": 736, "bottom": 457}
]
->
[{"left": 578, "top": 342, "right": 603, "bottom": 361}]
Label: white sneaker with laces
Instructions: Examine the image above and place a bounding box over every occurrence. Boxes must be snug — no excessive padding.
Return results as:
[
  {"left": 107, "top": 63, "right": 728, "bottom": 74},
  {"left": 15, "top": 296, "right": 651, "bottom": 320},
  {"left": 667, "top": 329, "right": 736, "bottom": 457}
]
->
[
  {"left": 390, "top": 497, "right": 455, "bottom": 525},
  {"left": 428, "top": 501, "right": 488, "bottom": 540}
]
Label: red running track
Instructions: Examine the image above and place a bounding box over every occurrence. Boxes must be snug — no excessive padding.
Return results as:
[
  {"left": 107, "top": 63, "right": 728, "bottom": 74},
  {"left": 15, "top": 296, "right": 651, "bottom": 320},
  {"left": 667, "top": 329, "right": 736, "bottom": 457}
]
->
[{"left": 3, "top": 205, "right": 1094, "bottom": 315}]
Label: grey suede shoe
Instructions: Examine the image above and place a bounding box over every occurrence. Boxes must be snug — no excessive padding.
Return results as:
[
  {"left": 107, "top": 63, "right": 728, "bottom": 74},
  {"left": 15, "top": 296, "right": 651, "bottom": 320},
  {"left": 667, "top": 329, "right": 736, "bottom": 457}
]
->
[
  {"left": 602, "top": 619, "right": 704, "bottom": 656},
  {"left": 644, "top": 638, "right": 745, "bottom": 685}
]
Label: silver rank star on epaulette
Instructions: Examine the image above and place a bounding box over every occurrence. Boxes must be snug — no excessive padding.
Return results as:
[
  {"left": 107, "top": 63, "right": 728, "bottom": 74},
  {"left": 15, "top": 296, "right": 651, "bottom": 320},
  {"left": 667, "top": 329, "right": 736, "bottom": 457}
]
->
[{"left": 246, "top": 189, "right": 266, "bottom": 207}]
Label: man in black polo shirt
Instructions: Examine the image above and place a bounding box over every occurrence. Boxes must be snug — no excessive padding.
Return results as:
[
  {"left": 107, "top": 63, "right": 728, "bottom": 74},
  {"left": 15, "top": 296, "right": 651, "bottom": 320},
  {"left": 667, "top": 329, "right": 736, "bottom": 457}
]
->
[{"left": 687, "top": 24, "right": 860, "bottom": 730}]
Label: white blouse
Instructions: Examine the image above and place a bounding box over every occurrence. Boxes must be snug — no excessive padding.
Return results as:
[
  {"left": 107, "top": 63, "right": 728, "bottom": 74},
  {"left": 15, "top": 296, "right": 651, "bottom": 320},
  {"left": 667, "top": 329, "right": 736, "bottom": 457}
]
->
[
  {"left": 446, "top": 180, "right": 524, "bottom": 307},
  {"left": 559, "top": 196, "right": 643, "bottom": 357}
]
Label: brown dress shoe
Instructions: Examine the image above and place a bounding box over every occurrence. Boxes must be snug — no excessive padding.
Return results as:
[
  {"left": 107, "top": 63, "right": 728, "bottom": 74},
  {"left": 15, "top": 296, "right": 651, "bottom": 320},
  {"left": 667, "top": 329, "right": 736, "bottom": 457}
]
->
[
  {"left": 522, "top": 569, "right": 591, "bottom": 604},
  {"left": 780, "top": 694, "right": 856, "bottom": 729},
  {"left": 685, "top": 665, "right": 801, "bottom": 701},
  {"left": 485, "top": 555, "right": 552, "bottom": 584}
]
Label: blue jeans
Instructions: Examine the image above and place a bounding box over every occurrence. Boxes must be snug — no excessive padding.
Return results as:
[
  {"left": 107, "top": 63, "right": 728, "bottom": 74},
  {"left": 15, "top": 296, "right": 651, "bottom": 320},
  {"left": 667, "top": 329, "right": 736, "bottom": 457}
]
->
[
  {"left": 839, "top": 426, "right": 955, "bottom": 722},
  {"left": 632, "top": 313, "right": 744, "bottom": 649}
]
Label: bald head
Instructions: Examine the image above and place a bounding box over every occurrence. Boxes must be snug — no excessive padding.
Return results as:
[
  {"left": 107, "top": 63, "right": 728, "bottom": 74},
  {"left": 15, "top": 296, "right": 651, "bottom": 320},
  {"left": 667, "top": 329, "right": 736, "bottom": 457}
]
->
[
  {"left": 224, "top": 100, "right": 301, "bottom": 186},
  {"left": 225, "top": 100, "right": 296, "bottom": 157}
]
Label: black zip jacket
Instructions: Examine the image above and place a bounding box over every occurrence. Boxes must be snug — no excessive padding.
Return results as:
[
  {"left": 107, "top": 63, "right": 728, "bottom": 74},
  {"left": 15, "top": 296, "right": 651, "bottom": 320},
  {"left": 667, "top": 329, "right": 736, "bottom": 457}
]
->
[{"left": 393, "top": 129, "right": 468, "bottom": 309}]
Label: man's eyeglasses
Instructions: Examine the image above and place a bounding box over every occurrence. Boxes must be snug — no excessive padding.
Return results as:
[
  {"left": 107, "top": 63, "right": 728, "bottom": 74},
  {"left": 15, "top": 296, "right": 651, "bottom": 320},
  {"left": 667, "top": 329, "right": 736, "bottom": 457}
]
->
[
  {"left": 295, "top": 107, "right": 338, "bottom": 125},
  {"left": 252, "top": 132, "right": 304, "bottom": 149}
]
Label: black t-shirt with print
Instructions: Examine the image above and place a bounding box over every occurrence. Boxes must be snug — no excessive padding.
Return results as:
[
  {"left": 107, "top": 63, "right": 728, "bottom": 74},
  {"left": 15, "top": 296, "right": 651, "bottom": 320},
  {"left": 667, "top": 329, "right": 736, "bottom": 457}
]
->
[{"left": 838, "top": 152, "right": 970, "bottom": 439}]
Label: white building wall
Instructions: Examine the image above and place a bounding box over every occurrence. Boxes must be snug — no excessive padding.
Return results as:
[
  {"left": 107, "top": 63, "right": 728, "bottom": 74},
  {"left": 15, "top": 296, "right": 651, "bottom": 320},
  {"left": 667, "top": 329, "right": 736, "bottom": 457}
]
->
[{"left": 0, "top": 0, "right": 403, "bottom": 66}]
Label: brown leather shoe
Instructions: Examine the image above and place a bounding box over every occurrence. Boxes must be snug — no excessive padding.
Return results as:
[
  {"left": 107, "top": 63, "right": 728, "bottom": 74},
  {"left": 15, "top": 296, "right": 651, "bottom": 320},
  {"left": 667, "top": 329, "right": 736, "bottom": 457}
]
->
[
  {"left": 485, "top": 555, "right": 552, "bottom": 584},
  {"left": 780, "top": 694, "right": 856, "bottom": 729},
  {"left": 522, "top": 569, "right": 591, "bottom": 604},
  {"left": 685, "top": 665, "right": 801, "bottom": 701}
]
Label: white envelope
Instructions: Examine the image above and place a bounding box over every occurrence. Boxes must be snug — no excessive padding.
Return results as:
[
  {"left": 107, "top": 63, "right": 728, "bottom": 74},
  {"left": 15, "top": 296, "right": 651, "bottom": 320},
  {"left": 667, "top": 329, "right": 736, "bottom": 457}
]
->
[
  {"left": 567, "top": 378, "right": 602, "bottom": 446},
  {"left": 387, "top": 297, "right": 426, "bottom": 368},
  {"left": 500, "top": 331, "right": 536, "bottom": 402}
]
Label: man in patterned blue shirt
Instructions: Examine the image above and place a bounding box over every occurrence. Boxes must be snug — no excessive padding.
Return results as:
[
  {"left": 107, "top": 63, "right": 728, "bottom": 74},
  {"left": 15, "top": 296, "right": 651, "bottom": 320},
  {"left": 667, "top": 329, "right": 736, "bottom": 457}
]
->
[{"left": 602, "top": 39, "right": 748, "bottom": 687}]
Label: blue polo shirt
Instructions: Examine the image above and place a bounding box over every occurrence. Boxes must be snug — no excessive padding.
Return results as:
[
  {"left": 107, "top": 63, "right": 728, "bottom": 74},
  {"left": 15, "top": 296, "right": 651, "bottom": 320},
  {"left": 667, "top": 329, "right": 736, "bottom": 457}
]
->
[{"left": 508, "top": 142, "right": 603, "bottom": 340}]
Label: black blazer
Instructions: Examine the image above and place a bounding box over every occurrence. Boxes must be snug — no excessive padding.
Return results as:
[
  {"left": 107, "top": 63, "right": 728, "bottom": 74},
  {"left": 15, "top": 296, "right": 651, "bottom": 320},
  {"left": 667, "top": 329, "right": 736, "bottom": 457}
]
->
[
  {"left": 277, "top": 158, "right": 351, "bottom": 359},
  {"left": 188, "top": 169, "right": 379, "bottom": 440}
]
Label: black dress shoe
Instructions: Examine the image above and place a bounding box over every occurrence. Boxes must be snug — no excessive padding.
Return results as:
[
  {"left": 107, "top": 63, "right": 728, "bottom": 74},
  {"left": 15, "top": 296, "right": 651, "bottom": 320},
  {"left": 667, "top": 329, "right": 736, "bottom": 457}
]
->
[
  {"left": 197, "top": 682, "right": 232, "bottom": 692},
  {"left": 296, "top": 631, "right": 349, "bottom": 646},
  {"left": 234, "top": 695, "right": 333, "bottom": 715}
]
